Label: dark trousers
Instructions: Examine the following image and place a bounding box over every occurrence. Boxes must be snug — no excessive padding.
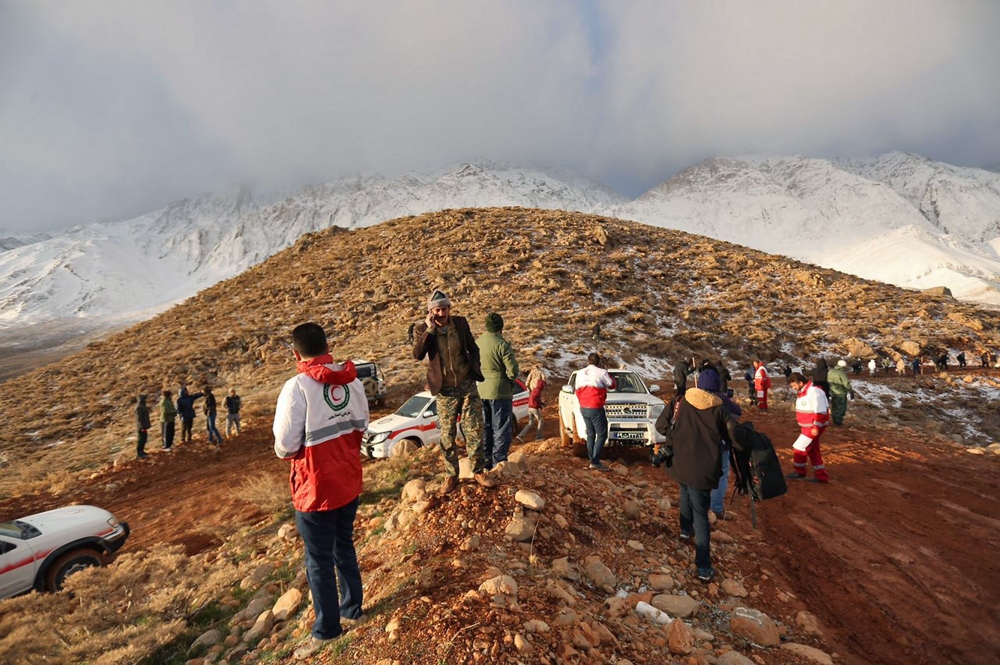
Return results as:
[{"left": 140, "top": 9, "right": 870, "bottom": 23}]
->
[
  {"left": 482, "top": 399, "right": 513, "bottom": 468},
  {"left": 296, "top": 498, "right": 363, "bottom": 640},
  {"left": 206, "top": 414, "right": 222, "bottom": 444},
  {"left": 580, "top": 407, "right": 608, "bottom": 464},
  {"left": 137, "top": 429, "right": 147, "bottom": 457},
  {"left": 181, "top": 417, "right": 194, "bottom": 442},
  {"left": 679, "top": 484, "right": 712, "bottom": 571},
  {"left": 161, "top": 421, "right": 175, "bottom": 449}
]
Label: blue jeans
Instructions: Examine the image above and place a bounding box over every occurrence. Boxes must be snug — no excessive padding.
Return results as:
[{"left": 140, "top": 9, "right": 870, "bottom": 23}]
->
[
  {"left": 679, "top": 485, "right": 712, "bottom": 571},
  {"left": 206, "top": 414, "right": 222, "bottom": 444},
  {"left": 482, "top": 399, "right": 513, "bottom": 468},
  {"left": 295, "top": 498, "right": 363, "bottom": 640},
  {"left": 710, "top": 447, "right": 730, "bottom": 515},
  {"left": 580, "top": 407, "right": 608, "bottom": 464}
]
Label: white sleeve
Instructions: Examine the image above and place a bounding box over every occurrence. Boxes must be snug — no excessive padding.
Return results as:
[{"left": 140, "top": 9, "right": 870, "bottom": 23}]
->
[{"left": 273, "top": 379, "right": 307, "bottom": 459}]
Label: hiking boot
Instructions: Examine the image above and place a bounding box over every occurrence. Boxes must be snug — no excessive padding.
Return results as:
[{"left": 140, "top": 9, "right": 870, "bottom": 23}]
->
[
  {"left": 589, "top": 461, "right": 610, "bottom": 472},
  {"left": 293, "top": 636, "right": 336, "bottom": 660},
  {"left": 786, "top": 472, "right": 805, "bottom": 479},
  {"left": 439, "top": 476, "right": 459, "bottom": 496},
  {"left": 474, "top": 472, "right": 498, "bottom": 489},
  {"left": 340, "top": 614, "right": 369, "bottom": 630},
  {"left": 696, "top": 567, "right": 716, "bottom": 583}
]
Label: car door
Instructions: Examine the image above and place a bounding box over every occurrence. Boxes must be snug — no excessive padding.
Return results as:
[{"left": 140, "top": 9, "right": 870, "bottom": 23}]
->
[
  {"left": 0, "top": 536, "right": 37, "bottom": 599},
  {"left": 558, "top": 372, "right": 579, "bottom": 430},
  {"left": 423, "top": 397, "right": 441, "bottom": 447}
]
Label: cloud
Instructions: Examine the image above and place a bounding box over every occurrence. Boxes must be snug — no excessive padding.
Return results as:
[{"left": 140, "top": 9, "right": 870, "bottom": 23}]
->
[{"left": 2, "top": 0, "right": 998, "bottom": 230}]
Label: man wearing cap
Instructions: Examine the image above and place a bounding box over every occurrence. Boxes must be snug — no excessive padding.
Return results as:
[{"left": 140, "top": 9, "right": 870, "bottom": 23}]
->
[
  {"left": 477, "top": 312, "right": 520, "bottom": 469},
  {"left": 827, "top": 360, "right": 855, "bottom": 426},
  {"left": 413, "top": 289, "right": 495, "bottom": 494}
]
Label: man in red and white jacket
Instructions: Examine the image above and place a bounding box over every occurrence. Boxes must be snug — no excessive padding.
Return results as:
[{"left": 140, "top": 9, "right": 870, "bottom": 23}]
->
[
  {"left": 273, "top": 323, "right": 370, "bottom": 657},
  {"left": 787, "top": 372, "right": 830, "bottom": 483},
  {"left": 753, "top": 360, "right": 772, "bottom": 410},
  {"left": 575, "top": 353, "right": 616, "bottom": 471}
]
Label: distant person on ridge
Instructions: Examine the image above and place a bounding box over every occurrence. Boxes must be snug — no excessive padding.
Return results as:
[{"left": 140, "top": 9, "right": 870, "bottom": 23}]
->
[
  {"left": 476, "top": 312, "right": 520, "bottom": 470},
  {"left": 896, "top": 357, "right": 906, "bottom": 375},
  {"left": 881, "top": 356, "right": 892, "bottom": 374},
  {"left": 957, "top": 351, "right": 966, "bottom": 368},
  {"left": 753, "top": 360, "right": 771, "bottom": 410},
  {"left": 911, "top": 356, "right": 921, "bottom": 376},
  {"left": 203, "top": 387, "right": 222, "bottom": 446},
  {"left": 225, "top": 388, "right": 242, "bottom": 437},
  {"left": 406, "top": 322, "right": 416, "bottom": 346},
  {"left": 783, "top": 365, "right": 792, "bottom": 384},
  {"left": 159, "top": 390, "right": 177, "bottom": 451},
  {"left": 787, "top": 372, "right": 830, "bottom": 483},
  {"left": 518, "top": 366, "right": 547, "bottom": 441},
  {"left": 176, "top": 386, "right": 204, "bottom": 443},
  {"left": 827, "top": 360, "right": 855, "bottom": 426},
  {"left": 576, "top": 353, "right": 615, "bottom": 471},
  {"left": 413, "top": 289, "right": 495, "bottom": 495},
  {"left": 273, "top": 322, "right": 368, "bottom": 658},
  {"left": 744, "top": 368, "right": 756, "bottom": 405},
  {"left": 592, "top": 322, "right": 602, "bottom": 342},
  {"left": 135, "top": 394, "right": 151, "bottom": 459}
]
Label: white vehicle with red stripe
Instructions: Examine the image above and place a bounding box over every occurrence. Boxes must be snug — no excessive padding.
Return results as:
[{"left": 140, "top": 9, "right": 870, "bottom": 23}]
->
[
  {"left": 362, "top": 380, "right": 529, "bottom": 459},
  {"left": 0, "top": 505, "right": 129, "bottom": 600},
  {"left": 559, "top": 369, "right": 667, "bottom": 448}
]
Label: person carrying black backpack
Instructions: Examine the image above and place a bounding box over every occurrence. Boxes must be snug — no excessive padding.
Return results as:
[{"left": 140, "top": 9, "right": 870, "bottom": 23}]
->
[{"left": 653, "top": 382, "right": 740, "bottom": 583}]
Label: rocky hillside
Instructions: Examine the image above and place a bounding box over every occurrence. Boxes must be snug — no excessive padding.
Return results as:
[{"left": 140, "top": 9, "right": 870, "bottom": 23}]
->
[{"left": 2, "top": 208, "right": 1000, "bottom": 494}]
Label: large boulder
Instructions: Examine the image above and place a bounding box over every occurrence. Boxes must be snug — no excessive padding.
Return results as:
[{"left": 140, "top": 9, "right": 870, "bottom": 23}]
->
[
  {"left": 730, "top": 607, "right": 780, "bottom": 647},
  {"left": 842, "top": 337, "right": 876, "bottom": 359}
]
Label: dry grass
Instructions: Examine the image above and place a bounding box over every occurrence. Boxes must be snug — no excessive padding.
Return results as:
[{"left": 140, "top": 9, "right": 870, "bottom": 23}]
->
[
  {"left": 236, "top": 472, "right": 292, "bottom": 515},
  {"left": 0, "top": 546, "right": 242, "bottom": 665}
]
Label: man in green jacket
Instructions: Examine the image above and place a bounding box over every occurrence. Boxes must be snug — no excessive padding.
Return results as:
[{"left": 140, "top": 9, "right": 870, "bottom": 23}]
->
[
  {"left": 828, "top": 360, "right": 855, "bottom": 426},
  {"left": 477, "top": 312, "right": 520, "bottom": 469}
]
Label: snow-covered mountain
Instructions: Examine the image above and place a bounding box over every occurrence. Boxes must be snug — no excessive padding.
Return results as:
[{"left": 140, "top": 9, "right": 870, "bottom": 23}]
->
[
  {"left": 3, "top": 153, "right": 1000, "bottom": 333},
  {"left": 612, "top": 153, "right": 1000, "bottom": 304}
]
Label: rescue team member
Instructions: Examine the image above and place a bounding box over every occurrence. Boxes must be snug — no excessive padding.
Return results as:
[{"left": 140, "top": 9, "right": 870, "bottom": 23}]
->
[
  {"left": 753, "top": 360, "right": 771, "bottom": 411},
  {"left": 787, "top": 372, "right": 830, "bottom": 483}
]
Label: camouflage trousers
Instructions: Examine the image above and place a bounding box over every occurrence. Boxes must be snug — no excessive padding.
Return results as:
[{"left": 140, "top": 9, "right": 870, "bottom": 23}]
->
[
  {"left": 436, "top": 376, "right": 487, "bottom": 477},
  {"left": 830, "top": 393, "right": 848, "bottom": 425}
]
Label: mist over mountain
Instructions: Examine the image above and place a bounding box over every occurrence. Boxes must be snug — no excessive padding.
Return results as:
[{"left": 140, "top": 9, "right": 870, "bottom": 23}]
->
[{"left": 2, "top": 153, "right": 1000, "bottom": 334}]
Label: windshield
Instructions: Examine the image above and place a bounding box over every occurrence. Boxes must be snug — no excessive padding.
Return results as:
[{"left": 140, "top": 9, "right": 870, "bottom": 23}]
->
[
  {"left": 609, "top": 372, "right": 647, "bottom": 394},
  {"left": 356, "top": 364, "right": 375, "bottom": 378},
  {"left": 395, "top": 395, "right": 432, "bottom": 418}
]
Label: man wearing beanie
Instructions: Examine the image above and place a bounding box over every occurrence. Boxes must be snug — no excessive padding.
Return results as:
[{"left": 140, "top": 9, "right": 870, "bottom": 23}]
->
[
  {"left": 477, "top": 312, "right": 520, "bottom": 469},
  {"left": 413, "top": 289, "right": 496, "bottom": 494},
  {"left": 827, "top": 360, "right": 855, "bottom": 426}
]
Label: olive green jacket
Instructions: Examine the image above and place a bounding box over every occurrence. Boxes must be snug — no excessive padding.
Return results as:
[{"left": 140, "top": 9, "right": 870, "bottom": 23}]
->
[
  {"left": 476, "top": 332, "right": 520, "bottom": 400},
  {"left": 827, "top": 367, "right": 855, "bottom": 397}
]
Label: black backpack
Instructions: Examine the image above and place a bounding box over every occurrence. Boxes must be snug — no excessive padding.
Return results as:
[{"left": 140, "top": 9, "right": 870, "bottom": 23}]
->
[{"left": 731, "top": 421, "right": 787, "bottom": 501}]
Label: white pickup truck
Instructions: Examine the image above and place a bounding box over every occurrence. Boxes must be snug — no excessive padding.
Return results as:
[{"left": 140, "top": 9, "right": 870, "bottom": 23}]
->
[
  {"left": 0, "top": 505, "right": 130, "bottom": 599},
  {"left": 362, "top": 381, "right": 529, "bottom": 459},
  {"left": 558, "top": 369, "right": 666, "bottom": 448}
]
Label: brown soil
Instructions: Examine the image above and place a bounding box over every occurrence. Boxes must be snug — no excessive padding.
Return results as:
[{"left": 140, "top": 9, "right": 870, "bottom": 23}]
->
[{"left": 3, "top": 393, "right": 997, "bottom": 665}]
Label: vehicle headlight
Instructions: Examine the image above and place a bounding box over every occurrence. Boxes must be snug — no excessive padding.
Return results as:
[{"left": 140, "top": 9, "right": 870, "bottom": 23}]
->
[
  {"left": 368, "top": 431, "right": 389, "bottom": 445},
  {"left": 107, "top": 516, "right": 120, "bottom": 528},
  {"left": 649, "top": 404, "right": 665, "bottom": 420}
]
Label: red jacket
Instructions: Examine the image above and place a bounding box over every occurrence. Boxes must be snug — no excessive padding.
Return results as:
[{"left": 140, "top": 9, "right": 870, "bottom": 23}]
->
[
  {"left": 273, "top": 357, "right": 369, "bottom": 512},
  {"left": 528, "top": 379, "right": 545, "bottom": 409},
  {"left": 795, "top": 380, "right": 830, "bottom": 435},
  {"left": 754, "top": 364, "right": 771, "bottom": 390},
  {"left": 575, "top": 365, "right": 615, "bottom": 408}
]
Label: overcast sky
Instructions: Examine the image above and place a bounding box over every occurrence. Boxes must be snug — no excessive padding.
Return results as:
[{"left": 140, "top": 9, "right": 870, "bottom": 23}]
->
[{"left": 2, "top": 0, "right": 999, "bottom": 232}]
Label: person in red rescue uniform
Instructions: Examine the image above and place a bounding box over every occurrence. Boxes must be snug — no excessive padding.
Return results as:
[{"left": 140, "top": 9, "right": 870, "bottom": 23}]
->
[
  {"left": 575, "top": 352, "right": 616, "bottom": 471},
  {"left": 753, "top": 360, "right": 772, "bottom": 410},
  {"left": 787, "top": 372, "right": 830, "bottom": 483},
  {"left": 273, "top": 322, "right": 370, "bottom": 658}
]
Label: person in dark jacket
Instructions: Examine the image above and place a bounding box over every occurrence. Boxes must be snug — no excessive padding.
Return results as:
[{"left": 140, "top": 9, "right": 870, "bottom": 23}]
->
[
  {"left": 811, "top": 358, "right": 830, "bottom": 400},
  {"left": 135, "top": 394, "right": 151, "bottom": 459},
  {"left": 654, "top": 380, "right": 740, "bottom": 583},
  {"left": 225, "top": 388, "right": 242, "bottom": 437},
  {"left": 203, "top": 387, "right": 222, "bottom": 445},
  {"left": 413, "top": 289, "right": 493, "bottom": 495},
  {"left": 159, "top": 390, "right": 177, "bottom": 451},
  {"left": 176, "top": 386, "right": 204, "bottom": 444},
  {"left": 673, "top": 359, "right": 693, "bottom": 396},
  {"left": 957, "top": 351, "right": 966, "bottom": 368},
  {"left": 696, "top": 369, "right": 742, "bottom": 520}
]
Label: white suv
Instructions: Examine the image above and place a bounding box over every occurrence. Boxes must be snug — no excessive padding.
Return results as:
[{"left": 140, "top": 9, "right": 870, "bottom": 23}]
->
[
  {"left": 0, "top": 505, "right": 130, "bottom": 599},
  {"left": 362, "top": 381, "right": 529, "bottom": 459},
  {"left": 558, "top": 369, "right": 666, "bottom": 448}
]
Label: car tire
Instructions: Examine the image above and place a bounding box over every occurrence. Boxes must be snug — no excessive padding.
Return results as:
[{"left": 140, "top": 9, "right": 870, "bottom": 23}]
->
[
  {"left": 560, "top": 415, "right": 572, "bottom": 447},
  {"left": 45, "top": 548, "right": 103, "bottom": 591}
]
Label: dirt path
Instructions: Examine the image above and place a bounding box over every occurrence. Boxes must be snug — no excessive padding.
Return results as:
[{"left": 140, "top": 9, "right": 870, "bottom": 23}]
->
[{"left": 2, "top": 399, "right": 998, "bottom": 664}]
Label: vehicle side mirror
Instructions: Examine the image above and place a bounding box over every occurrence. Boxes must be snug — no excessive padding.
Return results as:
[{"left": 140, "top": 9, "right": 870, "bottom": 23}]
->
[
  {"left": 561, "top": 385, "right": 573, "bottom": 394},
  {"left": 422, "top": 411, "right": 434, "bottom": 418},
  {"left": 649, "top": 384, "right": 660, "bottom": 394}
]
